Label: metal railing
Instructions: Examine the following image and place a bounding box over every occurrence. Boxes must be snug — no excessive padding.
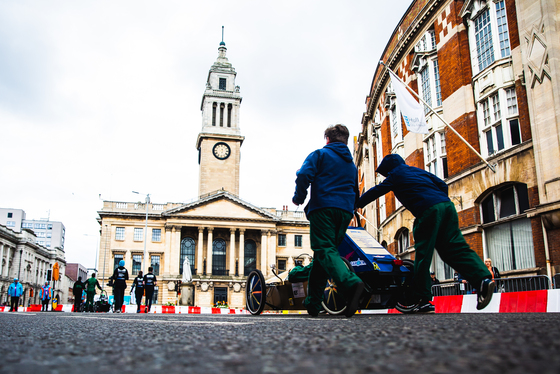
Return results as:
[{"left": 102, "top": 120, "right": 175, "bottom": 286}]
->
[{"left": 432, "top": 275, "right": 552, "bottom": 296}]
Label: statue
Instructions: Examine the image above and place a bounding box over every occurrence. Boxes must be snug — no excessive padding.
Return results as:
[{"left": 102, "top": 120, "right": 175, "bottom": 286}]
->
[{"left": 182, "top": 257, "right": 193, "bottom": 283}]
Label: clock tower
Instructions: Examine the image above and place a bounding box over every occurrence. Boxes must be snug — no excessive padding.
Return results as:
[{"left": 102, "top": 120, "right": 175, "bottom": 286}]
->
[{"left": 196, "top": 36, "right": 244, "bottom": 197}]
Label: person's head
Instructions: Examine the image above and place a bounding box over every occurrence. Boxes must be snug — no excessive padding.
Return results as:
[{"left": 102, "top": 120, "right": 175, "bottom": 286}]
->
[
  {"left": 45, "top": 282, "right": 49, "bottom": 286},
  {"left": 77, "top": 276, "right": 82, "bottom": 282},
  {"left": 324, "top": 124, "right": 350, "bottom": 145},
  {"left": 91, "top": 273, "right": 96, "bottom": 278},
  {"left": 148, "top": 266, "right": 153, "bottom": 272},
  {"left": 13, "top": 278, "right": 18, "bottom": 283},
  {"left": 119, "top": 260, "right": 125, "bottom": 267},
  {"left": 138, "top": 271, "right": 143, "bottom": 277},
  {"left": 484, "top": 258, "right": 493, "bottom": 267},
  {"left": 430, "top": 272, "right": 435, "bottom": 278},
  {"left": 376, "top": 154, "right": 406, "bottom": 177}
]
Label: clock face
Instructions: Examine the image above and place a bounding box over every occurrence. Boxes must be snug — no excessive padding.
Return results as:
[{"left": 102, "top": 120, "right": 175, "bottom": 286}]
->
[{"left": 213, "top": 142, "right": 231, "bottom": 160}]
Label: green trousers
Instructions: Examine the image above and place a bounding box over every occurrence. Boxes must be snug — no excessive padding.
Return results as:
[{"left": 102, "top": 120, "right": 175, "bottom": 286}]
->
[
  {"left": 413, "top": 201, "right": 491, "bottom": 301},
  {"left": 85, "top": 291, "right": 95, "bottom": 311},
  {"left": 304, "top": 208, "right": 362, "bottom": 314}
]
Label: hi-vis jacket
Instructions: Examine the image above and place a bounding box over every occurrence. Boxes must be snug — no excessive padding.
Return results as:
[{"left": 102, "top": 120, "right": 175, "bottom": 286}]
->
[{"left": 40, "top": 285, "right": 52, "bottom": 300}]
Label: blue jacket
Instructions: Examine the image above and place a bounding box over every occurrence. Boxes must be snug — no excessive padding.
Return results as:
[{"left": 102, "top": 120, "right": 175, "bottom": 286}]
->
[
  {"left": 8, "top": 282, "right": 23, "bottom": 297},
  {"left": 293, "top": 142, "right": 359, "bottom": 217},
  {"left": 357, "top": 154, "right": 449, "bottom": 218}
]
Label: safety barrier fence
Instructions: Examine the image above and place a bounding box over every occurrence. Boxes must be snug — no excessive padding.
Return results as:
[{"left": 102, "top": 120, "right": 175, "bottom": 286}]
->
[{"left": 432, "top": 275, "right": 552, "bottom": 297}]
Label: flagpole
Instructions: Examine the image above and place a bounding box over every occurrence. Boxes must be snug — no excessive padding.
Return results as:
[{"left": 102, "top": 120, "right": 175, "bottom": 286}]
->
[{"left": 379, "top": 61, "right": 496, "bottom": 173}]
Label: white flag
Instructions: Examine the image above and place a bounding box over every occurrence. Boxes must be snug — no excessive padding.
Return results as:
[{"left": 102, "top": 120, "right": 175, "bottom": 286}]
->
[{"left": 388, "top": 70, "right": 428, "bottom": 134}]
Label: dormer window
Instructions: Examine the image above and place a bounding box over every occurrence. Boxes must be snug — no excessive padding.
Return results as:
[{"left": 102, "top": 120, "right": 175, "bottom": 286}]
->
[{"left": 219, "top": 78, "right": 226, "bottom": 90}]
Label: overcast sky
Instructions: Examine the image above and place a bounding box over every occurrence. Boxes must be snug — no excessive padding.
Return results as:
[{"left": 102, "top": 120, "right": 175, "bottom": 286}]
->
[{"left": 0, "top": 0, "right": 412, "bottom": 268}]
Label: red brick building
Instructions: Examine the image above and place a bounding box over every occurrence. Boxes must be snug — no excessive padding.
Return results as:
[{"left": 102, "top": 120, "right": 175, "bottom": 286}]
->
[{"left": 354, "top": 0, "right": 560, "bottom": 281}]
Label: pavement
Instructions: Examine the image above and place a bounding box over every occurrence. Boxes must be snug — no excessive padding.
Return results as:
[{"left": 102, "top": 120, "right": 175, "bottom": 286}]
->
[{"left": 1, "top": 312, "right": 559, "bottom": 374}]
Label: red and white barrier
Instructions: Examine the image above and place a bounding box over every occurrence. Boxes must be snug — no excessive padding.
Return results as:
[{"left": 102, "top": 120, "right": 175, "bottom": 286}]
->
[{"left": 2, "top": 290, "right": 559, "bottom": 314}]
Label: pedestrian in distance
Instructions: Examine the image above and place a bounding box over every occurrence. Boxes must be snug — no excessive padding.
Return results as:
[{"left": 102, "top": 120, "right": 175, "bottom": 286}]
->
[
  {"left": 430, "top": 272, "right": 440, "bottom": 286},
  {"left": 84, "top": 273, "right": 103, "bottom": 312},
  {"left": 143, "top": 267, "right": 157, "bottom": 313},
  {"left": 72, "top": 276, "right": 85, "bottom": 312},
  {"left": 292, "top": 124, "right": 365, "bottom": 318},
  {"left": 8, "top": 278, "right": 23, "bottom": 312},
  {"left": 131, "top": 270, "right": 145, "bottom": 313},
  {"left": 112, "top": 260, "right": 129, "bottom": 313},
  {"left": 357, "top": 154, "right": 495, "bottom": 313},
  {"left": 40, "top": 282, "right": 51, "bottom": 312},
  {"left": 484, "top": 258, "right": 500, "bottom": 280}
]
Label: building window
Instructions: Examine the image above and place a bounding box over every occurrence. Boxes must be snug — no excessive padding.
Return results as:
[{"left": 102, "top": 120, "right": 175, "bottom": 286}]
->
[
  {"left": 469, "top": 0, "right": 511, "bottom": 75},
  {"left": 6, "top": 221, "right": 15, "bottom": 227},
  {"left": 294, "top": 235, "right": 303, "bottom": 247},
  {"left": 424, "top": 132, "right": 448, "bottom": 179},
  {"left": 22, "top": 223, "right": 33, "bottom": 229},
  {"left": 134, "top": 228, "right": 143, "bottom": 242},
  {"left": 479, "top": 87, "right": 520, "bottom": 156},
  {"left": 152, "top": 229, "right": 161, "bottom": 242},
  {"left": 212, "top": 102, "right": 217, "bottom": 126},
  {"left": 46, "top": 232, "right": 52, "bottom": 238},
  {"left": 47, "top": 224, "right": 53, "bottom": 230},
  {"left": 481, "top": 183, "right": 534, "bottom": 272},
  {"left": 433, "top": 59, "right": 441, "bottom": 106},
  {"left": 227, "top": 103, "right": 232, "bottom": 127},
  {"left": 7, "top": 212, "right": 12, "bottom": 218},
  {"left": 132, "top": 255, "right": 142, "bottom": 275},
  {"left": 397, "top": 229, "right": 409, "bottom": 254},
  {"left": 115, "top": 227, "right": 125, "bottom": 241},
  {"left": 219, "top": 78, "right": 226, "bottom": 90},
  {"left": 114, "top": 254, "right": 124, "bottom": 270},
  {"left": 277, "top": 259, "right": 287, "bottom": 272},
  {"left": 214, "top": 287, "right": 228, "bottom": 305},
  {"left": 432, "top": 252, "right": 455, "bottom": 280},
  {"left": 278, "top": 234, "right": 286, "bottom": 247},
  {"left": 244, "top": 240, "right": 257, "bottom": 276},
  {"left": 390, "top": 102, "right": 401, "bottom": 141},
  {"left": 220, "top": 103, "right": 225, "bottom": 127},
  {"left": 212, "top": 239, "right": 227, "bottom": 276},
  {"left": 152, "top": 286, "right": 159, "bottom": 305},
  {"left": 151, "top": 255, "right": 160, "bottom": 276},
  {"left": 180, "top": 237, "right": 196, "bottom": 275},
  {"left": 421, "top": 66, "right": 432, "bottom": 114}
]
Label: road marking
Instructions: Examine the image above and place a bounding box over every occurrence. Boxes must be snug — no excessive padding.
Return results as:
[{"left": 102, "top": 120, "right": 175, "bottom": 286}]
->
[{"left": 64, "top": 315, "right": 254, "bottom": 325}]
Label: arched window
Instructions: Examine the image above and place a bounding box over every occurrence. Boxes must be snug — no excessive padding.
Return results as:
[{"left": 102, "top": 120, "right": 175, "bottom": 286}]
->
[
  {"left": 480, "top": 183, "right": 534, "bottom": 271},
  {"left": 397, "top": 228, "right": 409, "bottom": 254},
  {"left": 227, "top": 103, "right": 232, "bottom": 127},
  {"left": 180, "top": 237, "right": 196, "bottom": 275},
  {"left": 244, "top": 240, "right": 257, "bottom": 276},
  {"left": 212, "top": 239, "right": 227, "bottom": 275},
  {"left": 212, "top": 103, "right": 217, "bottom": 126}
]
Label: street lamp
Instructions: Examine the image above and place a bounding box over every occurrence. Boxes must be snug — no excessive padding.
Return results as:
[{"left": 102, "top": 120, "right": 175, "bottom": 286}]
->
[{"left": 132, "top": 191, "right": 150, "bottom": 274}]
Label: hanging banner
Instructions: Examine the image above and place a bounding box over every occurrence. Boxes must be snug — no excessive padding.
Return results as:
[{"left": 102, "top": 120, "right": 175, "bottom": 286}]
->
[{"left": 388, "top": 70, "right": 428, "bottom": 134}]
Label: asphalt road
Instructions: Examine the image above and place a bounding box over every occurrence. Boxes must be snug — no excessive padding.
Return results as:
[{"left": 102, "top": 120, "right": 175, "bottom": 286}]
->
[{"left": 0, "top": 312, "right": 558, "bottom": 374}]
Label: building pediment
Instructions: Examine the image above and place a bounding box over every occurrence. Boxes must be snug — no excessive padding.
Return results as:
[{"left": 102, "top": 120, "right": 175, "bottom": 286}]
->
[{"left": 163, "top": 191, "right": 279, "bottom": 222}]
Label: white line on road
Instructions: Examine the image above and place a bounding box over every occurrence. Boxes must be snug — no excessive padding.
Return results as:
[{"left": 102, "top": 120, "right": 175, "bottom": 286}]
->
[{"left": 64, "top": 315, "right": 254, "bottom": 325}]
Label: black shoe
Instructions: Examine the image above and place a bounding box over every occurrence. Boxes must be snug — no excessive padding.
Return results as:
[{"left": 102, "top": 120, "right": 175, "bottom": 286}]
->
[
  {"left": 411, "top": 300, "right": 435, "bottom": 313},
  {"left": 477, "top": 278, "right": 495, "bottom": 310},
  {"left": 344, "top": 282, "right": 365, "bottom": 318}
]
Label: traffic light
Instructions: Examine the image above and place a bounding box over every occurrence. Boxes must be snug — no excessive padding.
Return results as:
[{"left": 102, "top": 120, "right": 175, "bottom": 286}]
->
[
  {"left": 47, "top": 270, "right": 52, "bottom": 281},
  {"left": 53, "top": 262, "right": 60, "bottom": 281}
]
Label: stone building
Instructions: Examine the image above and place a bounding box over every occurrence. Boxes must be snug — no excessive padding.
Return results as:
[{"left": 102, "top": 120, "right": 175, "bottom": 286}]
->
[
  {"left": 96, "top": 40, "right": 311, "bottom": 308},
  {"left": 0, "top": 224, "right": 67, "bottom": 306},
  {"left": 353, "top": 0, "right": 560, "bottom": 281}
]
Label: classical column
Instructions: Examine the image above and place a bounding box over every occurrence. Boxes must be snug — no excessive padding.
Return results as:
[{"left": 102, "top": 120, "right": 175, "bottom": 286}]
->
[
  {"left": 268, "top": 230, "right": 276, "bottom": 274},
  {"left": 229, "top": 228, "right": 236, "bottom": 277},
  {"left": 238, "top": 229, "right": 245, "bottom": 277},
  {"left": 4, "top": 246, "right": 10, "bottom": 278},
  {"left": 197, "top": 227, "right": 204, "bottom": 275},
  {"left": 164, "top": 226, "right": 172, "bottom": 274},
  {"left": 0, "top": 243, "right": 4, "bottom": 277},
  {"left": 261, "top": 230, "right": 268, "bottom": 276},
  {"left": 206, "top": 228, "right": 213, "bottom": 276},
  {"left": 171, "top": 226, "right": 182, "bottom": 274}
]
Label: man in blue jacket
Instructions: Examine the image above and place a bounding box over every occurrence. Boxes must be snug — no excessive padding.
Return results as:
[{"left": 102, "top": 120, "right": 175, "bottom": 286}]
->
[
  {"left": 8, "top": 278, "right": 23, "bottom": 312},
  {"left": 357, "top": 154, "right": 494, "bottom": 312},
  {"left": 293, "top": 124, "right": 364, "bottom": 318}
]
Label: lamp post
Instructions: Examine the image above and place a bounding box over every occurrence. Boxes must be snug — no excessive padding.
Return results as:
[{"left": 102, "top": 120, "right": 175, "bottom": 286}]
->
[{"left": 133, "top": 191, "right": 150, "bottom": 274}]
